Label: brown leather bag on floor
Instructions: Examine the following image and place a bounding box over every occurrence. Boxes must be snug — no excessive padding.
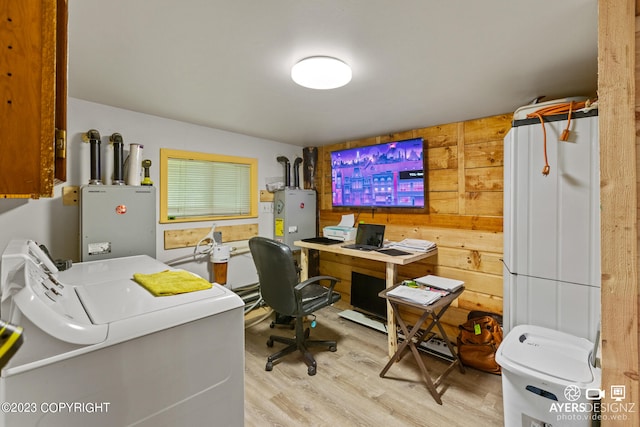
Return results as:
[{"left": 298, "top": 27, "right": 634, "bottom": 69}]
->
[{"left": 457, "top": 315, "right": 503, "bottom": 374}]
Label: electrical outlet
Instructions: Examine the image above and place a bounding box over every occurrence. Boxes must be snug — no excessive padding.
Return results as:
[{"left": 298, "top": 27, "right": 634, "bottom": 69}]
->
[{"left": 260, "top": 202, "right": 273, "bottom": 213}]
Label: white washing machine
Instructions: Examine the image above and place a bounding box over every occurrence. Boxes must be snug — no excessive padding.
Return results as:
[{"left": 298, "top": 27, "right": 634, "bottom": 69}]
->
[{"left": 0, "top": 239, "right": 245, "bottom": 427}]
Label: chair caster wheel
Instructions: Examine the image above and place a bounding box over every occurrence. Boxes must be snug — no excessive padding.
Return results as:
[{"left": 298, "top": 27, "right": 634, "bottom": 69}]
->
[
  {"left": 329, "top": 345, "right": 337, "bottom": 352},
  {"left": 307, "top": 365, "right": 316, "bottom": 376},
  {"left": 266, "top": 361, "right": 273, "bottom": 371},
  {"left": 269, "top": 322, "right": 275, "bottom": 328},
  {"left": 267, "top": 338, "right": 274, "bottom": 347}
]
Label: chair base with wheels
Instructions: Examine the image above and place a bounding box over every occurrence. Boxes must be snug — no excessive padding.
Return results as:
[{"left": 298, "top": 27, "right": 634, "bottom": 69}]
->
[
  {"left": 265, "top": 315, "right": 337, "bottom": 376},
  {"left": 270, "top": 312, "right": 295, "bottom": 329}
]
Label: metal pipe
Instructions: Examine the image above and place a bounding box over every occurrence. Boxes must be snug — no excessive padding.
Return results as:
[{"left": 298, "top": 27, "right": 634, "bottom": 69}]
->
[
  {"left": 293, "top": 157, "right": 303, "bottom": 189},
  {"left": 82, "top": 129, "right": 102, "bottom": 185},
  {"left": 110, "top": 133, "right": 125, "bottom": 185},
  {"left": 276, "top": 156, "right": 291, "bottom": 188}
]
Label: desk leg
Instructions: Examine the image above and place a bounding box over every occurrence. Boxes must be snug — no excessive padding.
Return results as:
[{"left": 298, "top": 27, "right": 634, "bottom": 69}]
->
[
  {"left": 299, "top": 248, "right": 309, "bottom": 281},
  {"left": 385, "top": 262, "right": 398, "bottom": 359}
]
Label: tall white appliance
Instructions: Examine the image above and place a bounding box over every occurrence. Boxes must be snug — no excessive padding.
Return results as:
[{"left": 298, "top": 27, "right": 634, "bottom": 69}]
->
[{"left": 503, "top": 105, "right": 600, "bottom": 342}]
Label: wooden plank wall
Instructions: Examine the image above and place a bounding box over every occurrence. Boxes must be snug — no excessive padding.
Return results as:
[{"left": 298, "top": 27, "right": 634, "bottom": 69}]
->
[
  {"left": 598, "top": 0, "right": 639, "bottom": 422},
  {"left": 635, "top": 7, "right": 640, "bottom": 423},
  {"left": 315, "top": 114, "right": 512, "bottom": 339},
  {"left": 164, "top": 224, "right": 258, "bottom": 249}
]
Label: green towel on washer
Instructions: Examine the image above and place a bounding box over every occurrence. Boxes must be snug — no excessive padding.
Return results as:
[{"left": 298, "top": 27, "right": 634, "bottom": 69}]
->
[{"left": 133, "top": 270, "right": 212, "bottom": 296}]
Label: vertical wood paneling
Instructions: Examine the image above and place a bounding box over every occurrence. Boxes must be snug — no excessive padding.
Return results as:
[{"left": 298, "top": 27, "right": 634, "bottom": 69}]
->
[
  {"left": 464, "top": 191, "right": 503, "bottom": 216},
  {"left": 599, "top": 0, "right": 639, "bottom": 422},
  {"left": 463, "top": 114, "right": 512, "bottom": 145},
  {"left": 457, "top": 122, "right": 466, "bottom": 215},
  {"left": 464, "top": 139, "right": 504, "bottom": 169}
]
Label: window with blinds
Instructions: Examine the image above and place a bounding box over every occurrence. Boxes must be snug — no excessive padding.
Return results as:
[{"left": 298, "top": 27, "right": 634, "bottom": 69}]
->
[{"left": 160, "top": 149, "right": 258, "bottom": 223}]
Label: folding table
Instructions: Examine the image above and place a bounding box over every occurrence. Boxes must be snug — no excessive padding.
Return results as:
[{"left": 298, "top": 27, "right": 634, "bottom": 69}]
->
[{"left": 378, "top": 284, "right": 465, "bottom": 404}]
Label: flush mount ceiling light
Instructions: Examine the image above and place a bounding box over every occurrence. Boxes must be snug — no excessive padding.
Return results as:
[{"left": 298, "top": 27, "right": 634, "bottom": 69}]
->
[{"left": 291, "top": 56, "right": 352, "bottom": 90}]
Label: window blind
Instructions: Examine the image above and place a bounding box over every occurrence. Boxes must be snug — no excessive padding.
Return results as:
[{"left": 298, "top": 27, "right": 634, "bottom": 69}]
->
[{"left": 167, "top": 158, "right": 251, "bottom": 218}]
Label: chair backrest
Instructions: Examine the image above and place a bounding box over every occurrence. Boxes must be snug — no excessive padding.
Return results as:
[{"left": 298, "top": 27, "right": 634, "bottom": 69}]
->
[{"left": 248, "top": 237, "right": 300, "bottom": 316}]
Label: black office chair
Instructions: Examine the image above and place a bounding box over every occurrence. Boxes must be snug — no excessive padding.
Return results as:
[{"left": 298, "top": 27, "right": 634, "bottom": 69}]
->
[{"left": 249, "top": 236, "right": 341, "bottom": 376}]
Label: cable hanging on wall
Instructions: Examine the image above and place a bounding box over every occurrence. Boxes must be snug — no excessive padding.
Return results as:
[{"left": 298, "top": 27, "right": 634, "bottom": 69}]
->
[{"left": 526, "top": 99, "right": 597, "bottom": 176}]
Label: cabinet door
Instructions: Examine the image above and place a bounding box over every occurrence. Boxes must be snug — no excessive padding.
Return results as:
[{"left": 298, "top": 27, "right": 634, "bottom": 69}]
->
[
  {"left": 0, "top": 0, "right": 66, "bottom": 199},
  {"left": 54, "top": 0, "right": 67, "bottom": 184}
]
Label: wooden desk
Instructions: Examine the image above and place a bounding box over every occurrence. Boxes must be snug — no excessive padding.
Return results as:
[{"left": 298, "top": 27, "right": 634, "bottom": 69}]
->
[
  {"left": 379, "top": 284, "right": 465, "bottom": 404},
  {"left": 294, "top": 240, "right": 437, "bottom": 358}
]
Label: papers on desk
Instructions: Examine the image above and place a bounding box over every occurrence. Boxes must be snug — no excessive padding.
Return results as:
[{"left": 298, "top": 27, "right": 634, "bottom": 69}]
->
[
  {"left": 415, "top": 275, "right": 464, "bottom": 292},
  {"left": 388, "top": 238, "right": 437, "bottom": 253},
  {"left": 387, "top": 285, "right": 444, "bottom": 305}
]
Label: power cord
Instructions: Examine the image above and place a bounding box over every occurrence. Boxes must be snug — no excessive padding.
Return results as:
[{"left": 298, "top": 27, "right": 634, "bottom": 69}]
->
[
  {"left": 164, "top": 224, "right": 218, "bottom": 266},
  {"left": 526, "top": 99, "right": 596, "bottom": 176}
]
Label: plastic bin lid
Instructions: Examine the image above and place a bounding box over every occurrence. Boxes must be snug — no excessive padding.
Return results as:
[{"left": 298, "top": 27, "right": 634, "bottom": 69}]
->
[{"left": 497, "top": 324, "right": 595, "bottom": 384}]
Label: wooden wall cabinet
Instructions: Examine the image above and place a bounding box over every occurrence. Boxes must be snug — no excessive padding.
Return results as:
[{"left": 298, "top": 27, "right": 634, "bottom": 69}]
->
[{"left": 0, "top": 0, "right": 67, "bottom": 199}]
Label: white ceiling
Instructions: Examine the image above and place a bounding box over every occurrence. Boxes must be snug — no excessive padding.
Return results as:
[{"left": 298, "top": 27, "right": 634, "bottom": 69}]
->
[{"left": 68, "top": 0, "right": 598, "bottom": 147}]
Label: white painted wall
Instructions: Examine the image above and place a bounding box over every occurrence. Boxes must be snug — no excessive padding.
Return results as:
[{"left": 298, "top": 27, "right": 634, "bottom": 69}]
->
[{"left": 0, "top": 98, "right": 304, "bottom": 288}]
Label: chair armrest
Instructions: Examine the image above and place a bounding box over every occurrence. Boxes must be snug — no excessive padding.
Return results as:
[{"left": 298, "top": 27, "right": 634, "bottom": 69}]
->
[
  {"left": 295, "top": 275, "right": 339, "bottom": 292},
  {"left": 294, "top": 275, "right": 340, "bottom": 309}
]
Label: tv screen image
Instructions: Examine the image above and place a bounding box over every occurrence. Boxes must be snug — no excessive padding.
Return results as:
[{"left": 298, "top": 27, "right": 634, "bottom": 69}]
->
[{"left": 330, "top": 137, "right": 424, "bottom": 208}]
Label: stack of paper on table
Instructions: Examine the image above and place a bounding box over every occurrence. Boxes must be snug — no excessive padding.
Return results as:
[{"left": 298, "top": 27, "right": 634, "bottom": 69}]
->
[
  {"left": 388, "top": 238, "right": 437, "bottom": 253},
  {"left": 387, "top": 285, "right": 443, "bottom": 305},
  {"left": 415, "top": 275, "right": 464, "bottom": 292}
]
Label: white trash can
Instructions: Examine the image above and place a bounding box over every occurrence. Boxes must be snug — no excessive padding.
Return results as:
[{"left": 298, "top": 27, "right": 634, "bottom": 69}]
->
[{"left": 496, "top": 324, "right": 601, "bottom": 426}]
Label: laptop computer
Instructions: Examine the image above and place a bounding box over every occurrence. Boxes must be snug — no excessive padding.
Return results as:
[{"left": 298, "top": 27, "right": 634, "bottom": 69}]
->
[{"left": 342, "top": 224, "right": 385, "bottom": 251}]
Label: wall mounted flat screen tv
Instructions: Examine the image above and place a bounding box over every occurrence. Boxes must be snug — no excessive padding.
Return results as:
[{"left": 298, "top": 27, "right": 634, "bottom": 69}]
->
[{"left": 330, "top": 137, "right": 424, "bottom": 208}]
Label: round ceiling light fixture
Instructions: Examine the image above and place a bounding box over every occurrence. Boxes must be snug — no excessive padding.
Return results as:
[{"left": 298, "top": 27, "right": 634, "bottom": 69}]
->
[{"left": 291, "top": 56, "right": 352, "bottom": 90}]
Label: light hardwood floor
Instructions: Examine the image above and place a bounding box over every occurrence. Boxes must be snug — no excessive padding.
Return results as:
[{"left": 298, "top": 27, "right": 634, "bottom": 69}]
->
[{"left": 244, "top": 306, "right": 504, "bottom": 427}]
